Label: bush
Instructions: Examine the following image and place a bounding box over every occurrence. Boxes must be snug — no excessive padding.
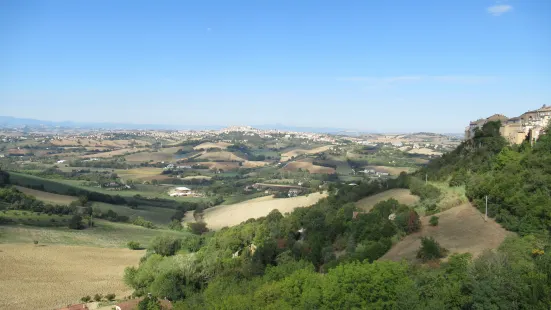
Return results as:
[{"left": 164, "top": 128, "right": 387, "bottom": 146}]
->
[
  {"left": 105, "top": 293, "right": 116, "bottom": 301},
  {"left": 127, "top": 241, "right": 142, "bottom": 250},
  {"left": 150, "top": 235, "right": 182, "bottom": 256},
  {"left": 68, "top": 215, "right": 84, "bottom": 230},
  {"left": 93, "top": 293, "right": 103, "bottom": 302},
  {"left": 417, "top": 237, "right": 447, "bottom": 261},
  {"left": 429, "top": 216, "right": 439, "bottom": 226},
  {"left": 187, "top": 222, "right": 209, "bottom": 235},
  {"left": 81, "top": 296, "right": 91, "bottom": 303}
]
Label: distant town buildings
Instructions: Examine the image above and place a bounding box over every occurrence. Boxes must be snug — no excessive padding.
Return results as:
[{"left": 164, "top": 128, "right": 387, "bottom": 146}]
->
[{"left": 465, "top": 105, "right": 551, "bottom": 144}]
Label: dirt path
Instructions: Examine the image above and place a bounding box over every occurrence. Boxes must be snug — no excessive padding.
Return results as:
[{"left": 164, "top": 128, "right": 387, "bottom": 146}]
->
[{"left": 380, "top": 203, "right": 513, "bottom": 262}]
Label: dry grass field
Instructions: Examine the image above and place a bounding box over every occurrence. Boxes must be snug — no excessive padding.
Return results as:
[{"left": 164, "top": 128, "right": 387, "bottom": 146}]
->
[
  {"left": 281, "top": 161, "right": 336, "bottom": 174},
  {"left": 185, "top": 192, "right": 327, "bottom": 230},
  {"left": 14, "top": 186, "right": 77, "bottom": 204},
  {"left": 193, "top": 142, "right": 232, "bottom": 150},
  {"left": 280, "top": 145, "right": 333, "bottom": 162},
  {"left": 380, "top": 203, "right": 513, "bottom": 262},
  {"left": 196, "top": 151, "right": 246, "bottom": 162},
  {"left": 355, "top": 189, "right": 419, "bottom": 212},
  {"left": 241, "top": 160, "right": 268, "bottom": 168},
  {"left": 0, "top": 243, "right": 143, "bottom": 310}
]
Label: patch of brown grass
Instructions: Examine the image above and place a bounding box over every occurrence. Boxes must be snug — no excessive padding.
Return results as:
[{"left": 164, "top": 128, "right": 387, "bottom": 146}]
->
[
  {"left": 380, "top": 203, "right": 513, "bottom": 262},
  {"left": 0, "top": 244, "right": 143, "bottom": 310}
]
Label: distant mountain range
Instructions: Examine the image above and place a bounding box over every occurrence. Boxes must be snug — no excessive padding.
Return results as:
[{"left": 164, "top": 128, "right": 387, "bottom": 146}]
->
[
  {"left": 0, "top": 116, "right": 461, "bottom": 136},
  {"left": 0, "top": 116, "right": 349, "bottom": 133}
]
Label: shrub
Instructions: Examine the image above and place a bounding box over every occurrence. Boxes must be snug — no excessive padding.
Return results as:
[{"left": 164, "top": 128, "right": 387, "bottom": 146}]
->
[
  {"left": 68, "top": 215, "right": 84, "bottom": 230},
  {"left": 127, "top": 241, "right": 142, "bottom": 250},
  {"left": 150, "top": 235, "right": 182, "bottom": 256},
  {"left": 33, "top": 240, "right": 38, "bottom": 245},
  {"left": 417, "top": 237, "right": 448, "bottom": 261},
  {"left": 81, "top": 296, "right": 91, "bottom": 303},
  {"left": 187, "top": 221, "right": 209, "bottom": 235},
  {"left": 93, "top": 293, "right": 103, "bottom": 302},
  {"left": 105, "top": 293, "right": 116, "bottom": 301},
  {"left": 429, "top": 216, "right": 439, "bottom": 226}
]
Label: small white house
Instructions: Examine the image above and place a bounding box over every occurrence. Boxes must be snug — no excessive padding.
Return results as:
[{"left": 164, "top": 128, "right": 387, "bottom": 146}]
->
[
  {"left": 57, "top": 160, "right": 66, "bottom": 164},
  {"left": 169, "top": 186, "right": 193, "bottom": 197}
]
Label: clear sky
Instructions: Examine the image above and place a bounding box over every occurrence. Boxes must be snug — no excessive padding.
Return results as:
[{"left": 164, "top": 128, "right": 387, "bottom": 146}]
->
[{"left": 1, "top": 0, "right": 550, "bottom": 132}]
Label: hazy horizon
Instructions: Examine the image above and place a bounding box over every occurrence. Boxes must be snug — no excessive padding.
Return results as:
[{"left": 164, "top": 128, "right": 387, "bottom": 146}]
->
[{"left": 2, "top": 1, "right": 550, "bottom": 133}]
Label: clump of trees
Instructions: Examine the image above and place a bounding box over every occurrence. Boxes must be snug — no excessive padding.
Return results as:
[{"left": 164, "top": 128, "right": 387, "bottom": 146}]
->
[
  {"left": 127, "top": 241, "right": 142, "bottom": 250},
  {"left": 417, "top": 236, "right": 448, "bottom": 261}
]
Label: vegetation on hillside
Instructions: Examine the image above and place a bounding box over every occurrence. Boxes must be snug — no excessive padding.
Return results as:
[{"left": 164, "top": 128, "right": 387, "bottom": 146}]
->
[
  {"left": 120, "top": 123, "right": 551, "bottom": 308},
  {"left": 419, "top": 121, "right": 551, "bottom": 235}
]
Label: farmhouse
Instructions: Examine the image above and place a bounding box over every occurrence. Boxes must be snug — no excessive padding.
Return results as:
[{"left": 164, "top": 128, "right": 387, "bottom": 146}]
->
[{"left": 169, "top": 186, "right": 202, "bottom": 197}]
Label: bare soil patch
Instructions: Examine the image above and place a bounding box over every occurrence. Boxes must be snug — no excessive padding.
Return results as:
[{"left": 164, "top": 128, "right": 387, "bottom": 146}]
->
[
  {"left": 355, "top": 189, "right": 419, "bottom": 212},
  {"left": 380, "top": 203, "right": 513, "bottom": 262},
  {"left": 0, "top": 244, "right": 143, "bottom": 310}
]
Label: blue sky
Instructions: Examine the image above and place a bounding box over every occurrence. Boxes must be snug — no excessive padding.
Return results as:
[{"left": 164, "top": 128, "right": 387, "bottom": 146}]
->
[{"left": 1, "top": 0, "right": 550, "bottom": 132}]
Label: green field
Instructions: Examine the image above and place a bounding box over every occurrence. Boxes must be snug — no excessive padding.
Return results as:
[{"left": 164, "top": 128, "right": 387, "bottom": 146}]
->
[
  {"left": 8, "top": 171, "right": 208, "bottom": 205},
  {"left": 0, "top": 210, "right": 71, "bottom": 227},
  {"left": 91, "top": 202, "right": 175, "bottom": 226},
  {"left": 0, "top": 219, "right": 190, "bottom": 248}
]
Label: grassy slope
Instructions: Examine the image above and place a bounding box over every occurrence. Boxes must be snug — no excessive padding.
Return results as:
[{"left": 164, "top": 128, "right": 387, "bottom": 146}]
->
[
  {"left": 0, "top": 219, "right": 189, "bottom": 248},
  {"left": 0, "top": 243, "right": 143, "bottom": 310},
  {"left": 380, "top": 202, "right": 513, "bottom": 262},
  {"left": 91, "top": 202, "right": 175, "bottom": 226},
  {"left": 14, "top": 185, "right": 77, "bottom": 204}
]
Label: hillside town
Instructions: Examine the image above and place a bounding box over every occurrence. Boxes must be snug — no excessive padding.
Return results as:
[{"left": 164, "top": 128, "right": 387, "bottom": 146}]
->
[{"left": 465, "top": 105, "right": 551, "bottom": 144}]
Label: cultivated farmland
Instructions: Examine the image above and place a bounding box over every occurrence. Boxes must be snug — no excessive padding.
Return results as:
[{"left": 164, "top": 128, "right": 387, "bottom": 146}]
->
[
  {"left": 281, "top": 161, "right": 336, "bottom": 174},
  {"left": 0, "top": 243, "right": 143, "bottom": 310},
  {"left": 280, "top": 145, "right": 333, "bottom": 162},
  {"left": 186, "top": 192, "right": 327, "bottom": 230},
  {"left": 196, "top": 151, "right": 246, "bottom": 162},
  {"left": 193, "top": 141, "right": 232, "bottom": 150}
]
